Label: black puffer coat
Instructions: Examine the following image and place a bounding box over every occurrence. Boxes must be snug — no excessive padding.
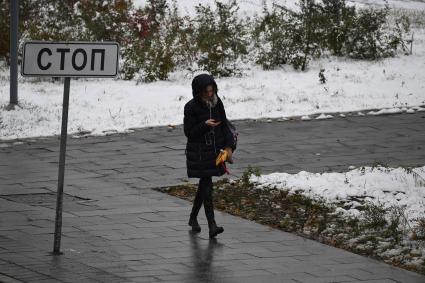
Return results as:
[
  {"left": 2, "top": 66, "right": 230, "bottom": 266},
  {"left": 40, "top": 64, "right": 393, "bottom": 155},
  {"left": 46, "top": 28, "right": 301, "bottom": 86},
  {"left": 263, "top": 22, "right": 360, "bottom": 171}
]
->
[{"left": 184, "top": 74, "right": 236, "bottom": 178}]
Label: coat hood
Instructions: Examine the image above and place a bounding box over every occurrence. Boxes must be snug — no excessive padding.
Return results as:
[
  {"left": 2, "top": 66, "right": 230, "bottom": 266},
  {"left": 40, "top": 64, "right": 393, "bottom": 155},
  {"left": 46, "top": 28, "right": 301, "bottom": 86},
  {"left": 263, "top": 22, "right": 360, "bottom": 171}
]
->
[{"left": 191, "top": 74, "right": 218, "bottom": 104}]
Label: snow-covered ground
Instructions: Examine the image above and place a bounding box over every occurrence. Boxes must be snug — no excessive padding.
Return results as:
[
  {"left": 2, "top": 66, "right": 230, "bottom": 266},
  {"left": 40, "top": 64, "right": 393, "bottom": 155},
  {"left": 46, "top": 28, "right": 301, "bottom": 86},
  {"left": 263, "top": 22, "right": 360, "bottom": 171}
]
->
[
  {"left": 1, "top": 0, "right": 425, "bottom": 140},
  {"left": 249, "top": 165, "right": 425, "bottom": 225},
  {"left": 1, "top": 43, "right": 424, "bottom": 140},
  {"left": 132, "top": 0, "right": 425, "bottom": 15},
  {"left": 248, "top": 164, "right": 425, "bottom": 269}
]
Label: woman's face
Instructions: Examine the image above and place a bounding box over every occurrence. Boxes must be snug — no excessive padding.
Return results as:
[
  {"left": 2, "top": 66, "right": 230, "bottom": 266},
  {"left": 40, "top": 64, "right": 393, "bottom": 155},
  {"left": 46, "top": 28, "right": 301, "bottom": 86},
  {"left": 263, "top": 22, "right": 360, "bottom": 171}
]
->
[{"left": 201, "top": 85, "right": 215, "bottom": 100}]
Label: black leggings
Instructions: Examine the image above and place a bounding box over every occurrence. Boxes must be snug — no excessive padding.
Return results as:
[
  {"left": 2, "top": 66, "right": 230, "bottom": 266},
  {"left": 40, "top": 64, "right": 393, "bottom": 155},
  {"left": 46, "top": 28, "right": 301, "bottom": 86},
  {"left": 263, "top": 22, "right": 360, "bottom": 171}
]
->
[{"left": 191, "top": 176, "right": 215, "bottom": 223}]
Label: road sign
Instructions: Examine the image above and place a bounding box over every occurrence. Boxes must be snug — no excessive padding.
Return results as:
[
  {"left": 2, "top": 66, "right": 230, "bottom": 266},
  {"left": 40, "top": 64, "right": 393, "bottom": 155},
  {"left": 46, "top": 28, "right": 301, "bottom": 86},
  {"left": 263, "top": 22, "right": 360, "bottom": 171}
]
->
[
  {"left": 20, "top": 41, "right": 119, "bottom": 255},
  {"left": 21, "top": 41, "right": 119, "bottom": 77}
]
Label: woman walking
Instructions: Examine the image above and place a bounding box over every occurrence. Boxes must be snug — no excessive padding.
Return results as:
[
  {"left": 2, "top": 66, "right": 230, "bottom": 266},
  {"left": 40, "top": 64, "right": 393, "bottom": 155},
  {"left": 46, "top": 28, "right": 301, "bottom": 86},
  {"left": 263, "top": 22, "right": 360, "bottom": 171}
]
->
[{"left": 184, "top": 73, "right": 236, "bottom": 238}]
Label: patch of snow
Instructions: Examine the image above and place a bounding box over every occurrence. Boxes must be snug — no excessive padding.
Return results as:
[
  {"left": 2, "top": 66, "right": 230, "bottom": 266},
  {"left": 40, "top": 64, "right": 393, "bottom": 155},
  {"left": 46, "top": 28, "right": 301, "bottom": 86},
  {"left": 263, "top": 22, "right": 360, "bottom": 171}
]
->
[
  {"left": 367, "top": 107, "right": 404, "bottom": 115},
  {"left": 380, "top": 248, "right": 405, "bottom": 257},
  {"left": 316, "top": 113, "right": 333, "bottom": 120},
  {"left": 249, "top": 165, "right": 425, "bottom": 224}
]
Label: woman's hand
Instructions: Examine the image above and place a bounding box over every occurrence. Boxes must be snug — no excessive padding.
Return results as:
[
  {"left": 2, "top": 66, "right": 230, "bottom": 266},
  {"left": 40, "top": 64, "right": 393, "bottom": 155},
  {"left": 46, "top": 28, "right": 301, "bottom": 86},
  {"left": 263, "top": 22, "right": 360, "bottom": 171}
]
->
[{"left": 205, "top": 119, "right": 222, "bottom": 127}]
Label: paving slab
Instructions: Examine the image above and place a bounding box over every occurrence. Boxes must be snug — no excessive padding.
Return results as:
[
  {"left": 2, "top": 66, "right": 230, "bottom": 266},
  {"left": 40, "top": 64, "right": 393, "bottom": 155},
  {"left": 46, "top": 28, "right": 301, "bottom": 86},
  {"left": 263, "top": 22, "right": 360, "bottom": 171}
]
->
[{"left": 0, "top": 112, "right": 424, "bottom": 282}]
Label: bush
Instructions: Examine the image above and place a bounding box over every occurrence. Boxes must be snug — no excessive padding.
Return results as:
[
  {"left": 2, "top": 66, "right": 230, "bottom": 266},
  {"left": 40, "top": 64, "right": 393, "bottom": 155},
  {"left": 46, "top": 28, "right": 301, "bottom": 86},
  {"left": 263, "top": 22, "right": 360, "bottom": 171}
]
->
[
  {"left": 320, "top": 0, "right": 357, "bottom": 56},
  {"left": 122, "top": 0, "right": 183, "bottom": 81},
  {"left": 194, "top": 0, "right": 248, "bottom": 77},
  {"left": 361, "top": 201, "right": 388, "bottom": 229},
  {"left": 345, "top": 5, "right": 410, "bottom": 59},
  {"left": 0, "top": 0, "right": 57, "bottom": 61},
  {"left": 413, "top": 217, "right": 425, "bottom": 243},
  {"left": 0, "top": 1, "right": 9, "bottom": 62},
  {"left": 253, "top": 2, "right": 323, "bottom": 70},
  {"left": 22, "top": 0, "right": 85, "bottom": 42},
  {"left": 294, "top": 0, "right": 325, "bottom": 70},
  {"left": 76, "top": 0, "right": 133, "bottom": 42},
  {"left": 241, "top": 165, "right": 261, "bottom": 188},
  {"left": 385, "top": 205, "right": 407, "bottom": 244},
  {"left": 252, "top": 4, "right": 298, "bottom": 70},
  {"left": 253, "top": 0, "right": 410, "bottom": 70}
]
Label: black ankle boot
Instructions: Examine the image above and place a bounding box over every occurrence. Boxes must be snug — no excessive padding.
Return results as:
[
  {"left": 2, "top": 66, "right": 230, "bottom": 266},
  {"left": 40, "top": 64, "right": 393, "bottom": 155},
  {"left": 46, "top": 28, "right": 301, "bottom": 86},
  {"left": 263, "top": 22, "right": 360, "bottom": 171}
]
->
[
  {"left": 208, "top": 220, "right": 224, "bottom": 238},
  {"left": 188, "top": 214, "right": 201, "bottom": 233}
]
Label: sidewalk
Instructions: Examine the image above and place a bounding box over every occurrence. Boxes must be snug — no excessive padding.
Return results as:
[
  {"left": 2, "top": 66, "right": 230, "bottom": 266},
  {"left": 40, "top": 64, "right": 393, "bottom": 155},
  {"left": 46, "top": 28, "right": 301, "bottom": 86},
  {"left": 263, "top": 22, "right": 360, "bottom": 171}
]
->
[{"left": 1, "top": 112, "right": 424, "bottom": 282}]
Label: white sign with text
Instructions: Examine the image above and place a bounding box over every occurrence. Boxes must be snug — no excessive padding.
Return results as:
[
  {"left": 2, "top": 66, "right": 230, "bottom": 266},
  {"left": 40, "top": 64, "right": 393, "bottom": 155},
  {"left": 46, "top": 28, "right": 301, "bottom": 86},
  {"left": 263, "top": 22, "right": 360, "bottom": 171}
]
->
[{"left": 22, "top": 41, "right": 119, "bottom": 77}]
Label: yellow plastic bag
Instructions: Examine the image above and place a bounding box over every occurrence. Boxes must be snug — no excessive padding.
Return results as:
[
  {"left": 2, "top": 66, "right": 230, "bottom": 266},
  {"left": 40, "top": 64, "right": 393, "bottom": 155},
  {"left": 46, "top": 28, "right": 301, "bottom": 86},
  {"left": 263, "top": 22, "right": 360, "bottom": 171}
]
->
[{"left": 215, "top": 149, "right": 228, "bottom": 166}]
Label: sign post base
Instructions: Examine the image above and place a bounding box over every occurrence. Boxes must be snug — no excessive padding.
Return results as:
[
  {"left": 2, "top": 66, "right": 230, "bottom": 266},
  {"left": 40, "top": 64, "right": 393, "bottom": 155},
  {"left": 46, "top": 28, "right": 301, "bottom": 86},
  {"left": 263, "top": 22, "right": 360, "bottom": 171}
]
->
[{"left": 5, "top": 104, "right": 19, "bottom": 111}]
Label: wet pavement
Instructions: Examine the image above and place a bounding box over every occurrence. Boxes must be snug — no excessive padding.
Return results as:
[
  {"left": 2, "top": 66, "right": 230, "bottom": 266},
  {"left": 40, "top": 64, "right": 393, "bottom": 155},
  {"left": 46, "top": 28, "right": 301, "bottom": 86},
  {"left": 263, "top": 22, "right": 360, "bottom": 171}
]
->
[{"left": 0, "top": 112, "right": 424, "bottom": 282}]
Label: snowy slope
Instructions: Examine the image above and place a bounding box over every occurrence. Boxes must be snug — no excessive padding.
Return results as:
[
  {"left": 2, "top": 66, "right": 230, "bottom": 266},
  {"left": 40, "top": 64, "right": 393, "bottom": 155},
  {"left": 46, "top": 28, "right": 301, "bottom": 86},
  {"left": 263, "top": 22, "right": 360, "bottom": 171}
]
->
[
  {"left": 1, "top": 43, "right": 425, "bottom": 141},
  {"left": 1, "top": 0, "right": 424, "bottom": 140},
  {"left": 1, "top": 34, "right": 425, "bottom": 140}
]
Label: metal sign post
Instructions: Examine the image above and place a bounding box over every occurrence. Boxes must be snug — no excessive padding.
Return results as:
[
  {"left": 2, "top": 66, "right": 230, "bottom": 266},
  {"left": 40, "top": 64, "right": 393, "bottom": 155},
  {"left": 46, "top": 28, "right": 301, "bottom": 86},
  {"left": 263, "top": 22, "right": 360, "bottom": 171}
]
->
[
  {"left": 8, "top": 0, "right": 19, "bottom": 109},
  {"left": 53, "top": 77, "right": 70, "bottom": 255},
  {"left": 21, "top": 41, "right": 119, "bottom": 255}
]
